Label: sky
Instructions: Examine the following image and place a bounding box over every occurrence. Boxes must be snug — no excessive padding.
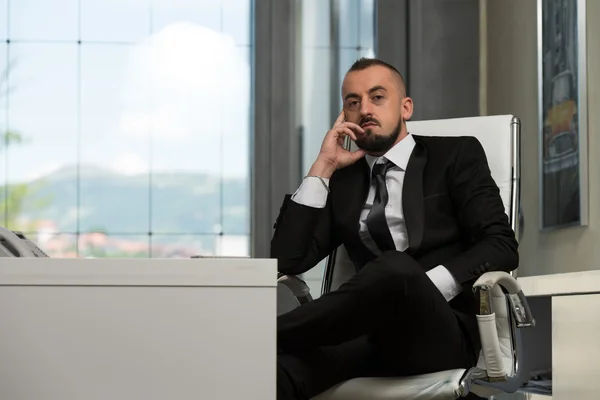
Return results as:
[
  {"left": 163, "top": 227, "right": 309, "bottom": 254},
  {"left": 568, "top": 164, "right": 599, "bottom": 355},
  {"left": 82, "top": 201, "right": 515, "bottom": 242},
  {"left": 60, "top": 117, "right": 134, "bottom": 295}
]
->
[{"left": 0, "top": 0, "right": 251, "bottom": 183}]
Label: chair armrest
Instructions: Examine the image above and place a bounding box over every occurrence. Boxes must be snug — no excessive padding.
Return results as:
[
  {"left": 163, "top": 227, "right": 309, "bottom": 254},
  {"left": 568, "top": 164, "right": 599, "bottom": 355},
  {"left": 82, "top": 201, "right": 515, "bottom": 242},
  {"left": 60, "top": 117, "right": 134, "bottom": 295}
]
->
[
  {"left": 474, "top": 271, "right": 535, "bottom": 328},
  {"left": 278, "top": 274, "right": 313, "bottom": 303},
  {"left": 462, "top": 271, "right": 536, "bottom": 397}
]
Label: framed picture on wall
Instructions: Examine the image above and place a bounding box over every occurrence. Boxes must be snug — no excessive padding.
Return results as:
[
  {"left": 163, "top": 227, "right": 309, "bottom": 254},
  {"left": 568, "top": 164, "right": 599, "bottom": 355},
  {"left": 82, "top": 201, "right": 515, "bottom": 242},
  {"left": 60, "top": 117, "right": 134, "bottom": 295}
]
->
[{"left": 538, "top": 0, "right": 588, "bottom": 230}]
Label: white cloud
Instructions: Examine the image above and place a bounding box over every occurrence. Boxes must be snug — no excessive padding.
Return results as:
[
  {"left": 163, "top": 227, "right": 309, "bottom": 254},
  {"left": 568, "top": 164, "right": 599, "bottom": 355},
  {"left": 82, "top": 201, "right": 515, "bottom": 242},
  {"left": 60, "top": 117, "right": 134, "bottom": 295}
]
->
[{"left": 118, "top": 22, "right": 250, "bottom": 143}]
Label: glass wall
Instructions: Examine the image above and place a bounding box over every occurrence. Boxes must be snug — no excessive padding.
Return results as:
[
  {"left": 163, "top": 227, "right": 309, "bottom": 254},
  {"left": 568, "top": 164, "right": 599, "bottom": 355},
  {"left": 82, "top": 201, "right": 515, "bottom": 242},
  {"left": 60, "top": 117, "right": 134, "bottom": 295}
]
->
[
  {"left": 0, "top": 0, "right": 252, "bottom": 258},
  {"left": 299, "top": 0, "right": 375, "bottom": 296}
]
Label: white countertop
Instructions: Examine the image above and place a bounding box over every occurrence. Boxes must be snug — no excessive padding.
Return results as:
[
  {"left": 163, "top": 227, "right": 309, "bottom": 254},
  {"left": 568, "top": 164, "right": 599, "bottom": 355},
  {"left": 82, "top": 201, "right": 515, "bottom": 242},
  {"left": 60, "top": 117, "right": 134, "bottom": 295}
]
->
[
  {"left": 518, "top": 269, "right": 600, "bottom": 297},
  {"left": 0, "top": 257, "right": 277, "bottom": 287}
]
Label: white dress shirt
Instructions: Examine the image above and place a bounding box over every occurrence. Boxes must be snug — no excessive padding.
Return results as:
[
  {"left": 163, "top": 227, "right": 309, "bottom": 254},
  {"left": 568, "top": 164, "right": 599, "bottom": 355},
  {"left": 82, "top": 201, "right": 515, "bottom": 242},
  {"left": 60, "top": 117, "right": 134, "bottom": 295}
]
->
[{"left": 292, "top": 134, "right": 461, "bottom": 302}]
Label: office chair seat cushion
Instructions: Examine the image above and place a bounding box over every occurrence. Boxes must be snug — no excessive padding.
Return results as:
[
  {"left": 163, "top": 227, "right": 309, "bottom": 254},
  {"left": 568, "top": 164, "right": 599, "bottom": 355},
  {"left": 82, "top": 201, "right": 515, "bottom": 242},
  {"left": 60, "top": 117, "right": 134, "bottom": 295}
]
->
[{"left": 311, "top": 368, "right": 467, "bottom": 400}]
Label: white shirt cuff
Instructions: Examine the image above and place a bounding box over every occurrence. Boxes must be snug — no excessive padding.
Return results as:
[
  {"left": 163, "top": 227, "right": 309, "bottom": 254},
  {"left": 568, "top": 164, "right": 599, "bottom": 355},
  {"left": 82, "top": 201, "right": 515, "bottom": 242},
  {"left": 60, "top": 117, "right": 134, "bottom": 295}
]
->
[
  {"left": 426, "top": 265, "right": 461, "bottom": 302},
  {"left": 291, "top": 177, "right": 330, "bottom": 208}
]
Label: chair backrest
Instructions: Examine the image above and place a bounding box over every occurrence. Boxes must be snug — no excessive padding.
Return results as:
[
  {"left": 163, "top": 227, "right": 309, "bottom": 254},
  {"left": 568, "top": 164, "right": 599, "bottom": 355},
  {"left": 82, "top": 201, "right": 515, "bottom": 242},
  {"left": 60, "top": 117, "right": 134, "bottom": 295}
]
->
[
  {"left": 407, "top": 115, "right": 517, "bottom": 219},
  {"left": 328, "top": 114, "right": 520, "bottom": 292}
]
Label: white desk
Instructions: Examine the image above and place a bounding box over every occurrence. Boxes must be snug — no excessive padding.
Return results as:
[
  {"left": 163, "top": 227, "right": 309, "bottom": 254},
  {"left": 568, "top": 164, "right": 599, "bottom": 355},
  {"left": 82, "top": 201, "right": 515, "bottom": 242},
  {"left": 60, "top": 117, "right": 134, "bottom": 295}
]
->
[
  {"left": 0, "top": 258, "right": 277, "bottom": 400},
  {"left": 516, "top": 271, "right": 600, "bottom": 400}
]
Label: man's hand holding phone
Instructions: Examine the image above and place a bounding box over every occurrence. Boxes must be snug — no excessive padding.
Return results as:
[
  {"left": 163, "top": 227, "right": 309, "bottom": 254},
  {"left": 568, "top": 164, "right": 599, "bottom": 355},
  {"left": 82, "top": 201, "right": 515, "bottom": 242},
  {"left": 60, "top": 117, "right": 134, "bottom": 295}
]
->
[{"left": 308, "top": 111, "right": 367, "bottom": 179}]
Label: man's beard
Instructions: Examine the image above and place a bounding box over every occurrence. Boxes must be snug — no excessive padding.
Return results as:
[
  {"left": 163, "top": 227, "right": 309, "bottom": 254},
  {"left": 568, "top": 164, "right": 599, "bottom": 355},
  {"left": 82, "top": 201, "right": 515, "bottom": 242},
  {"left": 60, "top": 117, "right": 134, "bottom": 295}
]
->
[{"left": 355, "top": 117, "right": 403, "bottom": 153}]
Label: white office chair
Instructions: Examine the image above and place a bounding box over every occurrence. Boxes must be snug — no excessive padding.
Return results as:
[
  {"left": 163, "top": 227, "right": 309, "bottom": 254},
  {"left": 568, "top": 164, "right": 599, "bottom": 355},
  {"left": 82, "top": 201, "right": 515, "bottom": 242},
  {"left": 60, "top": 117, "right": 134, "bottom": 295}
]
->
[{"left": 278, "top": 115, "right": 535, "bottom": 399}]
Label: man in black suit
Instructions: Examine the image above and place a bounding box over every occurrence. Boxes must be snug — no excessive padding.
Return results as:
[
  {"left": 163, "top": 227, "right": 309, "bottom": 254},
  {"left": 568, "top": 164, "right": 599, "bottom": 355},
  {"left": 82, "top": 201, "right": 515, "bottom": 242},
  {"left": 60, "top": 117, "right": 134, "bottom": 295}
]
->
[{"left": 274, "top": 58, "right": 519, "bottom": 400}]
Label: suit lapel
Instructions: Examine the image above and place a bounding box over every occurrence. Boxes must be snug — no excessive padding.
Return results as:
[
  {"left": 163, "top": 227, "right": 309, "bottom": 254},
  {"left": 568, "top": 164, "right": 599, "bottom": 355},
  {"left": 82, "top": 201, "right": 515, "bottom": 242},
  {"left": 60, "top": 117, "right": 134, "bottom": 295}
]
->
[{"left": 403, "top": 139, "right": 426, "bottom": 253}]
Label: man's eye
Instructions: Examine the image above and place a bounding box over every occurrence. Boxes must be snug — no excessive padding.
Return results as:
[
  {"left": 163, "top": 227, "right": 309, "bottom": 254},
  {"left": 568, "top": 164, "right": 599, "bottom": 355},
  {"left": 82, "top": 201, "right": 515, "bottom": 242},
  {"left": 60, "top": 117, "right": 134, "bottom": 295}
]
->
[
  {"left": 373, "top": 95, "right": 384, "bottom": 101},
  {"left": 348, "top": 101, "right": 359, "bottom": 107}
]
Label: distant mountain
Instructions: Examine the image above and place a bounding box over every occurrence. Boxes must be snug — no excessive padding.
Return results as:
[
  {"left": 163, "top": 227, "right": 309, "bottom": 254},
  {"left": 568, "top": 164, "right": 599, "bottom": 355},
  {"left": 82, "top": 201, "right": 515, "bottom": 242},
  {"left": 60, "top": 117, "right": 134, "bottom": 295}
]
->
[{"left": 12, "top": 165, "right": 249, "bottom": 237}]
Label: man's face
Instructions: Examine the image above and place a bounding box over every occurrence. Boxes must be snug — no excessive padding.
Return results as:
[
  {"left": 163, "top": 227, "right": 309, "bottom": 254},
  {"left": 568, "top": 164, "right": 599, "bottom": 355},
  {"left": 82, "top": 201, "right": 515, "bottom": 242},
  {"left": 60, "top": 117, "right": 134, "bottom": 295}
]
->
[{"left": 341, "top": 65, "right": 413, "bottom": 154}]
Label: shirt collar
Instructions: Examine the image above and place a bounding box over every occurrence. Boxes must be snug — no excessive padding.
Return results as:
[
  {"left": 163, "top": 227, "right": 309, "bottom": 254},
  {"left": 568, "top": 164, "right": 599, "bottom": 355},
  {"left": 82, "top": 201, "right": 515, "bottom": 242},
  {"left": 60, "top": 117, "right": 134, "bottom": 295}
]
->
[{"left": 365, "top": 133, "right": 416, "bottom": 171}]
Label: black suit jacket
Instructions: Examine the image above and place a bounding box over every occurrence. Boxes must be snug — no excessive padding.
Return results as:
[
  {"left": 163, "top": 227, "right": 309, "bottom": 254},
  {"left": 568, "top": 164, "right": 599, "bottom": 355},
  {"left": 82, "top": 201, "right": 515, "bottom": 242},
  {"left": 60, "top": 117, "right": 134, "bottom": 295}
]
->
[{"left": 271, "top": 135, "right": 519, "bottom": 354}]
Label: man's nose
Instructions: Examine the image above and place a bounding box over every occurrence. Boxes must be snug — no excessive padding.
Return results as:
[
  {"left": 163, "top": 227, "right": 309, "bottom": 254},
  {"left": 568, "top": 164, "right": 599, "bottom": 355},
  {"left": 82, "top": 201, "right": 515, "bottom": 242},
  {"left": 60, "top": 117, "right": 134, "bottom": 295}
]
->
[{"left": 360, "top": 100, "right": 373, "bottom": 117}]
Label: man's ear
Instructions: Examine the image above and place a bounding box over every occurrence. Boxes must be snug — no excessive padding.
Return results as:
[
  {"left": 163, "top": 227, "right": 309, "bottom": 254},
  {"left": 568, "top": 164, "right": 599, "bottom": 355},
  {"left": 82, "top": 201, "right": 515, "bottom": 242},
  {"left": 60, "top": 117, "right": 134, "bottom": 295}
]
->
[{"left": 401, "top": 97, "right": 414, "bottom": 120}]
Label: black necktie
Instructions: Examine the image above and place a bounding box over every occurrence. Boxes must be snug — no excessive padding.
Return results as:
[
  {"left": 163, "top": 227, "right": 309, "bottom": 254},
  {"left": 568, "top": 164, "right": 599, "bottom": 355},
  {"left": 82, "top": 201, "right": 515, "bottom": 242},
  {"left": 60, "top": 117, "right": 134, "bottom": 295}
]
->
[{"left": 366, "top": 160, "right": 396, "bottom": 252}]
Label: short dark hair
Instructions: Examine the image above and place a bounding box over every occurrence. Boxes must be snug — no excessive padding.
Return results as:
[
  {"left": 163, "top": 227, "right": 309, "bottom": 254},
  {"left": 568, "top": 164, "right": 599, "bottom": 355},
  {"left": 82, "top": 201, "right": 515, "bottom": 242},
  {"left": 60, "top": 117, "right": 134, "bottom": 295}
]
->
[{"left": 347, "top": 57, "right": 406, "bottom": 94}]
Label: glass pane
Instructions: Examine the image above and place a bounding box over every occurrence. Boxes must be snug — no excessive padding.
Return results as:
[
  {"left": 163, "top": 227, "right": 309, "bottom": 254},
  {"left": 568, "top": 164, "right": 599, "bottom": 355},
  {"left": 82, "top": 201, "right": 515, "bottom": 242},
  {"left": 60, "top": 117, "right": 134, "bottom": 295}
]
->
[
  {"left": 359, "top": 0, "right": 375, "bottom": 50},
  {"left": 302, "top": 0, "right": 330, "bottom": 48},
  {"left": 80, "top": 44, "right": 151, "bottom": 234},
  {"left": 221, "top": 45, "right": 252, "bottom": 135},
  {"left": 9, "top": 0, "right": 79, "bottom": 42},
  {"left": 339, "top": 0, "right": 359, "bottom": 49},
  {"left": 6, "top": 43, "right": 78, "bottom": 232},
  {"left": 222, "top": 0, "right": 251, "bottom": 46},
  {"left": 222, "top": 174, "right": 249, "bottom": 235},
  {"left": 358, "top": 46, "right": 376, "bottom": 59},
  {"left": 150, "top": 234, "right": 216, "bottom": 258},
  {"left": 78, "top": 233, "right": 150, "bottom": 258},
  {"left": 81, "top": 0, "right": 151, "bottom": 43},
  {"left": 149, "top": 22, "right": 247, "bottom": 234},
  {"left": 35, "top": 232, "right": 78, "bottom": 258},
  {"left": 300, "top": 48, "right": 331, "bottom": 174},
  {"left": 339, "top": 48, "right": 360, "bottom": 88},
  {"left": 0, "top": 0, "right": 7, "bottom": 41},
  {"left": 335, "top": 47, "right": 360, "bottom": 119},
  {"left": 150, "top": 173, "right": 220, "bottom": 235},
  {"left": 215, "top": 234, "right": 249, "bottom": 256},
  {"left": 0, "top": 43, "right": 6, "bottom": 227},
  {"left": 222, "top": 46, "right": 250, "bottom": 235},
  {"left": 340, "top": 48, "right": 360, "bottom": 73},
  {"left": 151, "top": 0, "right": 222, "bottom": 35}
]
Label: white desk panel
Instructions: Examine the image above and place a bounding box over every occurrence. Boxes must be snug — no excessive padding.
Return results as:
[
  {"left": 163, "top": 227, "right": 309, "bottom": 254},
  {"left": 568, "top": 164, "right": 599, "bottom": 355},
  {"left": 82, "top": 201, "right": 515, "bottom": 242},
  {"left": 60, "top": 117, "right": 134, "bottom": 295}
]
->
[
  {"left": 516, "top": 270, "right": 600, "bottom": 400},
  {"left": 552, "top": 294, "right": 600, "bottom": 400},
  {"left": 0, "top": 258, "right": 277, "bottom": 400}
]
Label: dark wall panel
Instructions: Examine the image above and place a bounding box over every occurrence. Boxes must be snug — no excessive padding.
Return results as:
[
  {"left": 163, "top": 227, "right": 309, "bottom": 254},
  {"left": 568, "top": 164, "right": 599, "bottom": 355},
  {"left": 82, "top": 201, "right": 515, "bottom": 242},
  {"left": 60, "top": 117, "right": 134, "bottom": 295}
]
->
[{"left": 377, "top": 0, "right": 480, "bottom": 121}]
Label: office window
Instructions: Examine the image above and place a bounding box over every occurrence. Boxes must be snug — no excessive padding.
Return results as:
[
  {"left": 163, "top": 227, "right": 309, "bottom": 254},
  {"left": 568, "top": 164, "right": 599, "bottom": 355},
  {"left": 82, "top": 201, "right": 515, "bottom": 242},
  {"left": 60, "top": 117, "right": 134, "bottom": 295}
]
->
[
  {"left": 0, "top": 0, "right": 252, "bottom": 258},
  {"left": 0, "top": 42, "right": 6, "bottom": 228},
  {"left": 299, "top": 0, "right": 375, "bottom": 297}
]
